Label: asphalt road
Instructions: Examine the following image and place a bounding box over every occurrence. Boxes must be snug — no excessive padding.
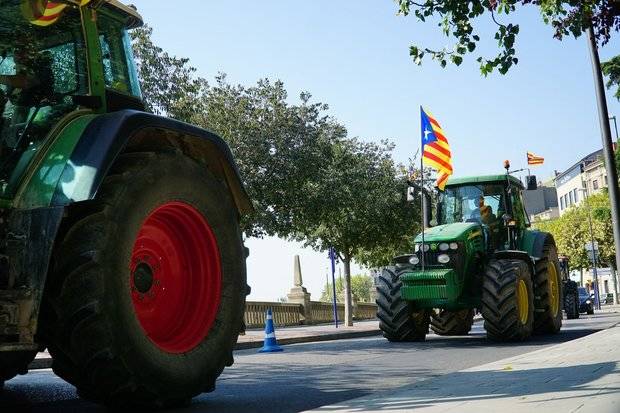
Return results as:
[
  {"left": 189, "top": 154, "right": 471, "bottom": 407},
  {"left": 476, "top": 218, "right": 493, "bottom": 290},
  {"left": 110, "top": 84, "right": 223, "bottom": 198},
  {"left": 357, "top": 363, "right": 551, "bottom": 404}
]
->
[{"left": 2, "top": 311, "right": 619, "bottom": 413}]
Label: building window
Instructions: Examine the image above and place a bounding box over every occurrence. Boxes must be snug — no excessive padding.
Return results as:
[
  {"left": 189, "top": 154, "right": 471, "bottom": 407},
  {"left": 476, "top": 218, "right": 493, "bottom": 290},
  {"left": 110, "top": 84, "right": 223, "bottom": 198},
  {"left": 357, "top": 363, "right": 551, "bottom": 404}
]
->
[
  {"left": 593, "top": 180, "right": 599, "bottom": 190},
  {"left": 560, "top": 196, "right": 564, "bottom": 210},
  {"left": 604, "top": 176, "right": 608, "bottom": 185},
  {"left": 569, "top": 191, "right": 574, "bottom": 205},
  {"left": 573, "top": 189, "right": 579, "bottom": 203}
]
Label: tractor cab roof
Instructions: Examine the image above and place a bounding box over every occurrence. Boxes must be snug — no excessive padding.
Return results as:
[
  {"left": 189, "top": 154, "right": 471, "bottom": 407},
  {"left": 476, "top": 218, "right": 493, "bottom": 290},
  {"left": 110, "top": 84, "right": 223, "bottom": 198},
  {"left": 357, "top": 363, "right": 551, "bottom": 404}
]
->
[
  {"left": 446, "top": 174, "right": 524, "bottom": 190},
  {"left": 103, "top": 0, "right": 143, "bottom": 29}
]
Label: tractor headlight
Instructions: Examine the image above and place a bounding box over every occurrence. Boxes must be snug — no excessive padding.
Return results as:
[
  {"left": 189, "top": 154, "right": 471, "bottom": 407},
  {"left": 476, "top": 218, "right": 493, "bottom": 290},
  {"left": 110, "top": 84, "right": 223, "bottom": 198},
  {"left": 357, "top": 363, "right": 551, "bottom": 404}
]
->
[
  {"left": 409, "top": 255, "right": 420, "bottom": 265},
  {"left": 586, "top": 300, "right": 591, "bottom": 304},
  {"left": 414, "top": 244, "right": 420, "bottom": 252},
  {"left": 437, "top": 254, "right": 451, "bottom": 264},
  {"left": 422, "top": 244, "right": 430, "bottom": 252},
  {"left": 439, "top": 243, "right": 450, "bottom": 251},
  {"left": 449, "top": 242, "right": 459, "bottom": 250}
]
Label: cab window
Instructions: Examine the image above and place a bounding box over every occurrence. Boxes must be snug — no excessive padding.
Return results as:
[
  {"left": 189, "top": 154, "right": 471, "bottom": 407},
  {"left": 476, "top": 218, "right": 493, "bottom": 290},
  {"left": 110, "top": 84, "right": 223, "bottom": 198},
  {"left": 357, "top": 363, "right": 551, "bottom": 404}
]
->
[{"left": 98, "top": 14, "right": 140, "bottom": 97}]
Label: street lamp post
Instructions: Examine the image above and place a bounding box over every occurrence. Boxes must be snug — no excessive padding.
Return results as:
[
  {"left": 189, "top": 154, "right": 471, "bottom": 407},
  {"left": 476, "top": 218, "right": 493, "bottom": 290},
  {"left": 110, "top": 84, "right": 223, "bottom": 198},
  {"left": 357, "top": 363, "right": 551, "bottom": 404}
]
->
[{"left": 586, "top": 25, "right": 620, "bottom": 305}]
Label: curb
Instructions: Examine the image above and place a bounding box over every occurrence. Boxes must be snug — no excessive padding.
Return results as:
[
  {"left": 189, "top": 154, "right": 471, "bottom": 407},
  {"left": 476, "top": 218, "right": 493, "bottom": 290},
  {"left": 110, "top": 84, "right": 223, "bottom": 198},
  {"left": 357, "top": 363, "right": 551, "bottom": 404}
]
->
[{"left": 235, "top": 329, "right": 383, "bottom": 350}]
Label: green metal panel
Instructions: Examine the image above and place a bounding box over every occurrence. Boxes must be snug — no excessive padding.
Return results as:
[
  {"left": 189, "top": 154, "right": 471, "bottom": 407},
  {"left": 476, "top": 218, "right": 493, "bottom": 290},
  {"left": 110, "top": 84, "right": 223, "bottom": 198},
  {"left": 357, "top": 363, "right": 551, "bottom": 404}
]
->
[
  {"left": 447, "top": 174, "right": 524, "bottom": 189},
  {"left": 15, "top": 115, "right": 97, "bottom": 209},
  {"left": 82, "top": 6, "right": 107, "bottom": 112},
  {"left": 401, "top": 268, "right": 464, "bottom": 301}
]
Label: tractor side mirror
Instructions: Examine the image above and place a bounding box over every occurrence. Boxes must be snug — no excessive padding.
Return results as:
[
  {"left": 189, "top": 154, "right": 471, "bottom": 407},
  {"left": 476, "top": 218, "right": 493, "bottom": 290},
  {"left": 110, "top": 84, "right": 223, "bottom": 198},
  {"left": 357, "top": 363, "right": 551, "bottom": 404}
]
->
[
  {"left": 526, "top": 175, "right": 538, "bottom": 191},
  {"left": 406, "top": 186, "right": 415, "bottom": 202}
]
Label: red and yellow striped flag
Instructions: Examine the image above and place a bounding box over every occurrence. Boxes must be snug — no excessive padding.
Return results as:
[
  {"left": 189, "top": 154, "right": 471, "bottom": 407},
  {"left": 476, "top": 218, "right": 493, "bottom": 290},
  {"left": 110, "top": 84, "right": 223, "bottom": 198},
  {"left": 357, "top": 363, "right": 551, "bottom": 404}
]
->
[
  {"left": 421, "top": 107, "right": 453, "bottom": 190},
  {"left": 23, "top": 0, "right": 92, "bottom": 27},
  {"left": 527, "top": 151, "right": 544, "bottom": 166}
]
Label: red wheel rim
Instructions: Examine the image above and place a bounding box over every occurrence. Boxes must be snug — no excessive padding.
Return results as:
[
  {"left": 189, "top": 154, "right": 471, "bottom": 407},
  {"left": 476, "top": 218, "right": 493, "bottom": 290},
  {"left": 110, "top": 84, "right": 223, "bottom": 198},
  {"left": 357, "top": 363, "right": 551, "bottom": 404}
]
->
[{"left": 129, "top": 201, "right": 221, "bottom": 354}]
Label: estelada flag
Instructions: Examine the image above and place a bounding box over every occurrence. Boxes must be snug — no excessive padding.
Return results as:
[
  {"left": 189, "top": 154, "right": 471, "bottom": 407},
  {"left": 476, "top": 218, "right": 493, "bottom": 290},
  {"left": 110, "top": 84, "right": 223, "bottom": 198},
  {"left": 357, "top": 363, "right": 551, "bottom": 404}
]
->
[
  {"left": 421, "top": 107, "right": 453, "bottom": 190},
  {"left": 527, "top": 151, "right": 544, "bottom": 166},
  {"left": 23, "top": 0, "right": 93, "bottom": 27}
]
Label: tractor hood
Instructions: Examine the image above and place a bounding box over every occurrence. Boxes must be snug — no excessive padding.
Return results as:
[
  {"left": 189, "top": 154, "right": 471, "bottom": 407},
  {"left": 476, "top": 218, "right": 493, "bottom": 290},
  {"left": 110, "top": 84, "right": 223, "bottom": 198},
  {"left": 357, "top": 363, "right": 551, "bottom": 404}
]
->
[{"left": 414, "top": 222, "right": 481, "bottom": 243}]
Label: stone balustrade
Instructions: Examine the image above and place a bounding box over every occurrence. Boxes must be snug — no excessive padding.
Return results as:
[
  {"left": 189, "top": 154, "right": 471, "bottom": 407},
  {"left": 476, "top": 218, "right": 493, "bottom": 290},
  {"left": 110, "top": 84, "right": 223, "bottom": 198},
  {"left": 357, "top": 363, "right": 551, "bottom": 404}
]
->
[{"left": 244, "top": 300, "right": 377, "bottom": 329}]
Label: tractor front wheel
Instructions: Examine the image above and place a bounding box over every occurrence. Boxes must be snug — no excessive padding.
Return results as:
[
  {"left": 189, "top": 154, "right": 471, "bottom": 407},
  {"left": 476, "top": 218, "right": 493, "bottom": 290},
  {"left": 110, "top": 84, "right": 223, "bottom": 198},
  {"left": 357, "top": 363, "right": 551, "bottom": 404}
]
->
[
  {"left": 41, "top": 152, "right": 247, "bottom": 408},
  {"left": 430, "top": 309, "right": 474, "bottom": 336},
  {"left": 376, "top": 267, "right": 430, "bottom": 342},
  {"left": 482, "top": 259, "right": 534, "bottom": 342}
]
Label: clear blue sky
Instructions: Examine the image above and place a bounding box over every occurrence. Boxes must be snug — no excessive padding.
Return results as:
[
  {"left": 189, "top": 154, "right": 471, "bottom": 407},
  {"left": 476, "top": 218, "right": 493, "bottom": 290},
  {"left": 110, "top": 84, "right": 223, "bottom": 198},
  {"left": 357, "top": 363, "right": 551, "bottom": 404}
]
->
[{"left": 130, "top": 0, "right": 620, "bottom": 301}]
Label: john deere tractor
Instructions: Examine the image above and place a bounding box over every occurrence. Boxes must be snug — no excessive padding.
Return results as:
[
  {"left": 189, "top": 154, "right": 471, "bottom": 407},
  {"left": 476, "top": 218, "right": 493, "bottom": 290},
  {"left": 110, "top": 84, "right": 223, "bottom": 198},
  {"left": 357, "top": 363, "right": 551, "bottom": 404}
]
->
[
  {"left": 377, "top": 173, "right": 565, "bottom": 342},
  {"left": 0, "top": 0, "right": 252, "bottom": 407}
]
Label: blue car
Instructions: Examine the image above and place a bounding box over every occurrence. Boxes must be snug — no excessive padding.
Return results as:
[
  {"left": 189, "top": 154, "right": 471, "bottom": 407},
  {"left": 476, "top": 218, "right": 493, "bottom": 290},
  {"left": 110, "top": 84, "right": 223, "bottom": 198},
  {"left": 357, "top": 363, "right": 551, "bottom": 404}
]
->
[{"left": 578, "top": 287, "right": 595, "bottom": 315}]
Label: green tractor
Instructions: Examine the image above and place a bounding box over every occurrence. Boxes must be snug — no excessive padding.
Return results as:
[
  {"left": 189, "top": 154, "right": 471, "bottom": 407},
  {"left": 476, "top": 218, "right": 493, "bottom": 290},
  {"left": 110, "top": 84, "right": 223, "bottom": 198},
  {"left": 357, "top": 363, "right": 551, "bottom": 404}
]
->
[
  {"left": 0, "top": 0, "right": 252, "bottom": 407},
  {"left": 377, "top": 172, "right": 564, "bottom": 342}
]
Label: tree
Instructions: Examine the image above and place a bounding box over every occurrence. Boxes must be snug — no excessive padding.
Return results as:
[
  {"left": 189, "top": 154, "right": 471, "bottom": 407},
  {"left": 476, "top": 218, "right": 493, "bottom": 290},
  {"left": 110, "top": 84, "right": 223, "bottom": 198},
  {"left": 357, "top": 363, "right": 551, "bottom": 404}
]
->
[
  {"left": 198, "top": 77, "right": 344, "bottom": 237},
  {"left": 295, "top": 139, "right": 420, "bottom": 325},
  {"left": 320, "top": 274, "right": 375, "bottom": 303},
  {"left": 396, "top": 1, "right": 620, "bottom": 75},
  {"left": 601, "top": 55, "right": 620, "bottom": 100},
  {"left": 533, "top": 192, "right": 616, "bottom": 271}
]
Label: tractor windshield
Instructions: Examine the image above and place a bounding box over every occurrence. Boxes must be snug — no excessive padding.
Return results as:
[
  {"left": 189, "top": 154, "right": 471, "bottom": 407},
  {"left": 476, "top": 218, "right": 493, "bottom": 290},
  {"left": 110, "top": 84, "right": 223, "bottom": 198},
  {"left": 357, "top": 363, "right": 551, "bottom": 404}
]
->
[
  {"left": 0, "top": 1, "right": 87, "bottom": 195},
  {"left": 438, "top": 184, "right": 506, "bottom": 226}
]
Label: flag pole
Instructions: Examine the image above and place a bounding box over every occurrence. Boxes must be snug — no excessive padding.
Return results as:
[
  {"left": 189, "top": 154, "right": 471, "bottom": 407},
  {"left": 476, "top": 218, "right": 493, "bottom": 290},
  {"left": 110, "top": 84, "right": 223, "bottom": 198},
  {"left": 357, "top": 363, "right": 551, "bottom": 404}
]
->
[{"left": 420, "top": 140, "right": 425, "bottom": 271}]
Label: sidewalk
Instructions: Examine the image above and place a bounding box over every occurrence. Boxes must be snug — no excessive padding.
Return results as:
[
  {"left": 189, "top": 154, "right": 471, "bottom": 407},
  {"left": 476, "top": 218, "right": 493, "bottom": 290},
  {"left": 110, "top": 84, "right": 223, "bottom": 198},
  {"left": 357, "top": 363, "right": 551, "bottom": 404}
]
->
[{"left": 309, "top": 322, "right": 620, "bottom": 412}]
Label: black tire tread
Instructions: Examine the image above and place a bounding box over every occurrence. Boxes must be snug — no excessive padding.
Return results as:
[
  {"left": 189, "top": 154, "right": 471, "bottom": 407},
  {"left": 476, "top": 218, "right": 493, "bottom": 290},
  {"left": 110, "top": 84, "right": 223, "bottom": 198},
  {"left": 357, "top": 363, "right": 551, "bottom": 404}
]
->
[
  {"left": 376, "top": 267, "right": 429, "bottom": 342},
  {"left": 430, "top": 309, "right": 474, "bottom": 336},
  {"left": 482, "top": 259, "right": 534, "bottom": 342}
]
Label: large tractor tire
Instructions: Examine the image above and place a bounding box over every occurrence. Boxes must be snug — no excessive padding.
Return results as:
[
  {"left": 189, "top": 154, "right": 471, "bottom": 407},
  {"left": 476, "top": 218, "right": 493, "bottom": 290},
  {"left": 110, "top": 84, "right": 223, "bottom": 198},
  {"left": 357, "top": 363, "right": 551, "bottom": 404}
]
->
[
  {"left": 376, "top": 267, "right": 430, "bottom": 342},
  {"left": 40, "top": 152, "right": 247, "bottom": 408},
  {"left": 532, "top": 242, "right": 563, "bottom": 334},
  {"left": 482, "top": 259, "right": 534, "bottom": 342},
  {"left": 563, "top": 281, "right": 580, "bottom": 320},
  {"left": 0, "top": 351, "right": 36, "bottom": 390},
  {"left": 430, "top": 309, "right": 474, "bottom": 336}
]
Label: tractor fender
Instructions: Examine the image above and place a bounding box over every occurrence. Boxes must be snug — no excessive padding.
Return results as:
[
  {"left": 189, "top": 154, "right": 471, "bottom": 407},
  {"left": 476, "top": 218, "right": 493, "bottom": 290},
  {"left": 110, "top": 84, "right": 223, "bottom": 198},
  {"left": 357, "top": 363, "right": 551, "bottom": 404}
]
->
[
  {"left": 48, "top": 110, "right": 252, "bottom": 214},
  {"left": 492, "top": 250, "right": 536, "bottom": 280},
  {"left": 521, "top": 230, "right": 555, "bottom": 260}
]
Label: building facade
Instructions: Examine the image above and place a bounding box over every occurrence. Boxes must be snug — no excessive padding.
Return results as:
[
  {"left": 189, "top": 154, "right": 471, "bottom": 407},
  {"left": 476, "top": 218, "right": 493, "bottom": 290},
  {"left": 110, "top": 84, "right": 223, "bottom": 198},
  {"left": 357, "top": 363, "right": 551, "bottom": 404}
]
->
[{"left": 555, "top": 149, "right": 606, "bottom": 216}]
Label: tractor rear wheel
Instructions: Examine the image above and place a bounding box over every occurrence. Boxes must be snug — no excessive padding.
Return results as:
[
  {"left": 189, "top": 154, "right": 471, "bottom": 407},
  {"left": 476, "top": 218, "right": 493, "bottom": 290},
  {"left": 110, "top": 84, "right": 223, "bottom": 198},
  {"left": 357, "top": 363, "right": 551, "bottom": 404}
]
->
[
  {"left": 482, "top": 259, "right": 534, "bottom": 342},
  {"left": 430, "top": 309, "right": 474, "bottom": 336},
  {"left": 563, "top": 281, "right": 579, "bottom": 320},
  {"left": 376, "top": 267, "right": 430, "bottom": 342},
  {"left": 0, "top": 351, "right": 36, "bottom": 390},
  {"left": 41, "top": 152, "right": 247, "bottom": 408},
  {"left": 533, "top": 242, "right": 563, "bottom": 334}
]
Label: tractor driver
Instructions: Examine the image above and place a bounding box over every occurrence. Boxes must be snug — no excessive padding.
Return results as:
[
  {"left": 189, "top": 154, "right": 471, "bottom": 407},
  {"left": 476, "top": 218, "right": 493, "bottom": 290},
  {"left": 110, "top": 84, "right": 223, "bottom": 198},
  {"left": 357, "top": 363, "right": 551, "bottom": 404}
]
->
[{"left": 477, "top": 196, "right": 496, "bottom": 226}]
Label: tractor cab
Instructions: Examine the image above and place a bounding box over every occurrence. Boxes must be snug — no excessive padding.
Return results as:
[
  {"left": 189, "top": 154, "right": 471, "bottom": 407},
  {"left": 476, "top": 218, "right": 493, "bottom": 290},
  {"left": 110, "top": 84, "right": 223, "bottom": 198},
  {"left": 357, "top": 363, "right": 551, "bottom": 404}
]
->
[
  {"left": 436, "top": 174, "right": 528, "bottom": 252},
  {"left": 0, "top": 0, "right": 142, "bottom": 196}
]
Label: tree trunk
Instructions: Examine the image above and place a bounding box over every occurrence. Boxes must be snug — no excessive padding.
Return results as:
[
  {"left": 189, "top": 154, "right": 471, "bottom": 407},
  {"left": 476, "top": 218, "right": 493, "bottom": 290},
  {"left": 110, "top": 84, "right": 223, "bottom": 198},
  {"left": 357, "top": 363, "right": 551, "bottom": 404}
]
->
[{"left": 343, "top": 253, "right": 353, "bottom": 327}]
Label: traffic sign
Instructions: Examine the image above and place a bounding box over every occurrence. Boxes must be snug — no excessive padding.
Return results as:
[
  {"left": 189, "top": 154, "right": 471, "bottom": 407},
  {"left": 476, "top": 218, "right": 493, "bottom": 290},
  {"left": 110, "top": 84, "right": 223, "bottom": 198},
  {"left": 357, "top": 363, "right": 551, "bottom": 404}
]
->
[{"left": 585, "top": 241, "right": 599, "bottom": 251}]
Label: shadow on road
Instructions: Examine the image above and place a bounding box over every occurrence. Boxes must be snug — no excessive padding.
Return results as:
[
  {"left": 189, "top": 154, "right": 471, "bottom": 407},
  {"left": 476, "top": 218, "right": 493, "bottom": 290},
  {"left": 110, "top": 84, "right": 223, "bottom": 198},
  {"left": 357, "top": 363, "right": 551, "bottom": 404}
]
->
[
  {"left": 311, "top": 361, "right": 620, "bottom": 411},
  {"left": 0, "top": 324, "right": 613, "bottom": 413}
]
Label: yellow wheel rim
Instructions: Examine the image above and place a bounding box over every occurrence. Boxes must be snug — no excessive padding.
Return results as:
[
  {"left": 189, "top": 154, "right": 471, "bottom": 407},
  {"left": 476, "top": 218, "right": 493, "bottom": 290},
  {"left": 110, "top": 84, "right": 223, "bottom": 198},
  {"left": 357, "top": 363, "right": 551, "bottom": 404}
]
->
[
  {"left": 548, "top": 262, "right": 560, "bottom": 317},
  {"left": 516, "top": 280, "right": 529, "bottom": 325}
]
